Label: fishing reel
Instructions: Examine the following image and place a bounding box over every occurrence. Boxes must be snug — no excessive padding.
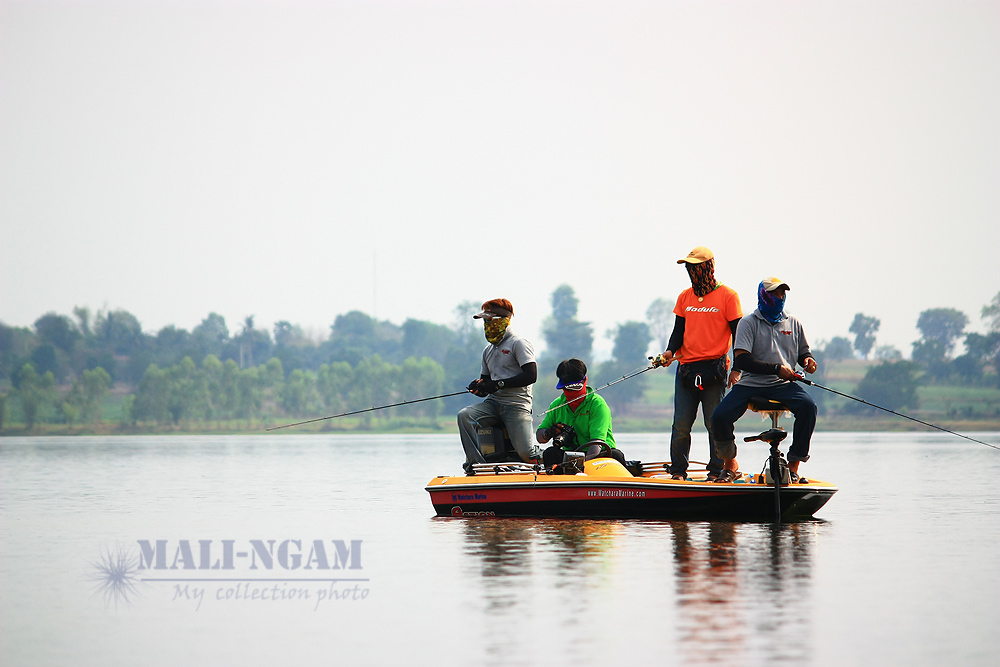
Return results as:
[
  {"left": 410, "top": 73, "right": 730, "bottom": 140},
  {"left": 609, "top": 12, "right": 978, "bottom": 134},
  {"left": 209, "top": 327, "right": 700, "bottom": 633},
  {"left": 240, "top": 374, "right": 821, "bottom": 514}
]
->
[{"left": 552, "top": 424, "right": 577, "bottom": 450}]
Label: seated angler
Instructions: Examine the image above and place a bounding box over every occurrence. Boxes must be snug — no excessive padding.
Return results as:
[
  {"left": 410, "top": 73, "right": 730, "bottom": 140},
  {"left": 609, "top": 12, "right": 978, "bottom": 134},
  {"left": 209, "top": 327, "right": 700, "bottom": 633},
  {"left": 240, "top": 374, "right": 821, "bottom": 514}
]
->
[
  {"left": 710, "top": 277, "right": 819, "bottom": 483},
  {"left": 535, "top": 359, "right": 625, "bottom": 468},
  {"left": 457, "top": 298, "right": 541, "bottom": 473}
]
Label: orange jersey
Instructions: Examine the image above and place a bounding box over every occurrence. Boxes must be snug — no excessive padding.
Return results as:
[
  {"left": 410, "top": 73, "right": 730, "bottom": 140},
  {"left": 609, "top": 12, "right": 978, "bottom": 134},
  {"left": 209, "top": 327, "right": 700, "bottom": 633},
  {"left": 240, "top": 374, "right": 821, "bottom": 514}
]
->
[{"left": 672, "top": 285, "right": 743, "bottom": 363}]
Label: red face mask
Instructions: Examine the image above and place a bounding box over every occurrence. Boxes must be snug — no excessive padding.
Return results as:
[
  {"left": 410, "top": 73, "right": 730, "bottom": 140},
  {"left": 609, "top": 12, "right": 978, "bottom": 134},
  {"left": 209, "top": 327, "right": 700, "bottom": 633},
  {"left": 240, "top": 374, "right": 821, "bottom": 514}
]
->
[{"left": 561, "top": 379, "right": 587, "bottom": 410}]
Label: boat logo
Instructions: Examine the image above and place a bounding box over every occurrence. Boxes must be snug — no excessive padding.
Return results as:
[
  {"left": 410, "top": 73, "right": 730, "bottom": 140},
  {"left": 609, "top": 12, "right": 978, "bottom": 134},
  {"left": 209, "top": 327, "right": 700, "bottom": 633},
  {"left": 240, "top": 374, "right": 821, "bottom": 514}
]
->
[{"left": 451, "top": 506, "right": 496, "bottom": 517}]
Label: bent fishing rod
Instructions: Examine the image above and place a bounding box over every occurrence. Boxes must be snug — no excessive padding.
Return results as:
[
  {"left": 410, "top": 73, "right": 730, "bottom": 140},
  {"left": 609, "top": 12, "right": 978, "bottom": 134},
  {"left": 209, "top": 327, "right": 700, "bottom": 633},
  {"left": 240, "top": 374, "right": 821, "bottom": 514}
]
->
[
  {"left": 266, "top": 390, "right": 469, "bottom": 431},
  {"left": 534, "top": 362, "right": 657, "bottom": 418},
  {"left": 795, "top": 376, "right": 999, "bottom": 451}
]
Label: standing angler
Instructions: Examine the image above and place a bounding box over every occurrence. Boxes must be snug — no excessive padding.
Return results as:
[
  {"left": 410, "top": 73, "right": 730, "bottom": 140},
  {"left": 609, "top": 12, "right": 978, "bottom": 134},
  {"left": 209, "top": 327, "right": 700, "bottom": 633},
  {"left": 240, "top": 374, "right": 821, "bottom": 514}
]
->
[
  {"left": 457, "top": 298, "right": 541, "bottom": 472},
  {"left": 652, "top": 246, "right": 743, "bottom": 481}
]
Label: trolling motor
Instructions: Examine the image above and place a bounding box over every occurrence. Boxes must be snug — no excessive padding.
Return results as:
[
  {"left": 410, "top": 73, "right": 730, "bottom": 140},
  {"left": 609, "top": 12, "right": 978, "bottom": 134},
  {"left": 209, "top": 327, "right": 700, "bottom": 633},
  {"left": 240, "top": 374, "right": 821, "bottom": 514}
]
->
[
  {"left": 745, "top": 427, "right": 790, "bottom": 485},
  {"left": 745, "top": 397, "right": 793, "bottom": 522}
]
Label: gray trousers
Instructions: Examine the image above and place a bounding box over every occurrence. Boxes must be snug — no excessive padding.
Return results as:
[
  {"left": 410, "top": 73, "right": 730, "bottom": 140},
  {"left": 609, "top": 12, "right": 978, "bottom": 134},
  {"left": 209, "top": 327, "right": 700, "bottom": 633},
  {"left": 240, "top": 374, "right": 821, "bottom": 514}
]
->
[{"left": 457, "top": 398, "right": 540, "bottom": 464}]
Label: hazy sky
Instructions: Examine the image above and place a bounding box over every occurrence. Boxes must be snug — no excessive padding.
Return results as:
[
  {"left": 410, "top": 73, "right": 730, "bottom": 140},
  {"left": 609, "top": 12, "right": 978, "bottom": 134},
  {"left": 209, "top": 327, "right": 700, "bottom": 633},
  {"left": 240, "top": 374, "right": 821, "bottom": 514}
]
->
[{"left": 2, "top": 0, "right": 998, "bottom": 361}]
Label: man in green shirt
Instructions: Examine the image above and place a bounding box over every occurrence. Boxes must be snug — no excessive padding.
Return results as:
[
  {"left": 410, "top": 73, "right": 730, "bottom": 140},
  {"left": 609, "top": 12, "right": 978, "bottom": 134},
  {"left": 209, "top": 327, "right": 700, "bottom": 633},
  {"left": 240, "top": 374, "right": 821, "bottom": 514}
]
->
[{"left": 536, "top": 359, "right": 623, "bottom": 468}]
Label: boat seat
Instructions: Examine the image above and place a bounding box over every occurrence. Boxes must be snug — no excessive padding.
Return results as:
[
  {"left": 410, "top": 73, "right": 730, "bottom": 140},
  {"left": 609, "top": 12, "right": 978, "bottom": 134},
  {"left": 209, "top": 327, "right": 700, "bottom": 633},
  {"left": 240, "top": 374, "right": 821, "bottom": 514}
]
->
[
  {"left": 479, "top": 425, "right": 530, "bottom": 464},
  {"left": 748, "top": 396, "right": 789, "bottom": 429},
  {"left": 745, "top": 397, "right": 789, "bottom": 453}
]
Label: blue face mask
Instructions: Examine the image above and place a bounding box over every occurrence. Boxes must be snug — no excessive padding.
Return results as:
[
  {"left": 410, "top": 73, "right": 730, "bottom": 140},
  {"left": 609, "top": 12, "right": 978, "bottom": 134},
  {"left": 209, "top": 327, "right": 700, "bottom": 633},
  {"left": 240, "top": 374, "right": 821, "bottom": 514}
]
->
[{"left": 757, "top": 282, "right": 785, "bottom": 324}]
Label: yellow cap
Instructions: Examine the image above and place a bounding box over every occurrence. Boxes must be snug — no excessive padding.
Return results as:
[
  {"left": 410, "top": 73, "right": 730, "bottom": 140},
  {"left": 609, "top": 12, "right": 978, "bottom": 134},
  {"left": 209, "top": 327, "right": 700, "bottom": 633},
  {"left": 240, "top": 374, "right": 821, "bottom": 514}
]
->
[{"left": 677, "top": 246, "right": 714, "bottom": 264}]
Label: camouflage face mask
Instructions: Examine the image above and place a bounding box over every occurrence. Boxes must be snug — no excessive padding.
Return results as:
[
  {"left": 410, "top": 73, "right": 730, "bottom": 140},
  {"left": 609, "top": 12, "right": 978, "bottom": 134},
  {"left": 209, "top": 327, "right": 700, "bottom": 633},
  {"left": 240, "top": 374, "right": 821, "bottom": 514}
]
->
[
  {"left": 686, "top": 259, "right": 719, "bottom": 298},
  {"left": 483, "top": 317, "right": 510, "bottom": 344}
]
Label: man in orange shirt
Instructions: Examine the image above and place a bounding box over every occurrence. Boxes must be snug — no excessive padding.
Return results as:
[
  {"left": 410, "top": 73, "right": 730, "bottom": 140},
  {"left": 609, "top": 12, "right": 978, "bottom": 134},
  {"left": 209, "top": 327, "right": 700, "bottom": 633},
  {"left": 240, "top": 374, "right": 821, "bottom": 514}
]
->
[{"left": 652, "top": 246, "right": 743, "bottom": 481}]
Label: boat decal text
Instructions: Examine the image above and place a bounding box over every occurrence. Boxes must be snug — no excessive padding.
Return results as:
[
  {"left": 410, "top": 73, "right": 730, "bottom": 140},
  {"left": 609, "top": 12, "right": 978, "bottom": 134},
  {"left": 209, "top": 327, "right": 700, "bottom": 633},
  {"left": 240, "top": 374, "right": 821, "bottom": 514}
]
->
[
  {"left": 451, "top": 492, "right": 488, "bottom": 501},
  {"left": 587, "top": 488, "right": 647, "bottom": 498}
]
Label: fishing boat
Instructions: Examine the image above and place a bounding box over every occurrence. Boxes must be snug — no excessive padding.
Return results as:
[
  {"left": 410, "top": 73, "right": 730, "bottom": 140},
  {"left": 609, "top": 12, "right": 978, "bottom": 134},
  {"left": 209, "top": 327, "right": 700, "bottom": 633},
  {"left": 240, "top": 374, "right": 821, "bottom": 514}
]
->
[
  {"left": 426, "top": 455, "right": 837, "bottom": 521},
  {"left": 427, "top": 399, "right": 838, "bottom": 522}
]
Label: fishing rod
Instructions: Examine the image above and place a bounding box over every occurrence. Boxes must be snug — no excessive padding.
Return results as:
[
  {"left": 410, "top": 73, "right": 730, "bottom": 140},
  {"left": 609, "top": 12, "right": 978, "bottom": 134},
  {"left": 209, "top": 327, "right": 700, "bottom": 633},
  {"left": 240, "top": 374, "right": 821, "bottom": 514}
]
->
[
  {"left": 265, "top": 390, "right": 469, "bottom": 431},
  {"left": 534, "top": 362, "right": 656, "bottom": 417},
  {"left": 795, "top": 376, "right": 999, "bottom": 451}
]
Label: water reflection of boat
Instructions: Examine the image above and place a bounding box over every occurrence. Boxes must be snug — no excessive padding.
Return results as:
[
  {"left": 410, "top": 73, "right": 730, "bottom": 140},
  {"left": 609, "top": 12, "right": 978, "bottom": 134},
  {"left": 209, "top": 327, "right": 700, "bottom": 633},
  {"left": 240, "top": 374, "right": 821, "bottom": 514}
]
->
[
  {"left": 426, "top": 457, "right": 837, "bottom": 521},
  {"left": 669, "top": 521, "right": 816, "bottom": 662}
]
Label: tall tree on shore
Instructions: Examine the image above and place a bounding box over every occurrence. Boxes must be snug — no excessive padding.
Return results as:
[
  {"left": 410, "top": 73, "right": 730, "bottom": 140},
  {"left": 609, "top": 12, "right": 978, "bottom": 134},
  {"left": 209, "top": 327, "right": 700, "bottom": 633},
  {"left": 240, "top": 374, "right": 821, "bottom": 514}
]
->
[
  {"left": 541, "top": 285, "right": 593, "bottom": 363},
  {"left": 34, "top": 313, "right": 80, "bottom": 353},
  {"left": 237, "top": 316, "right": 274, "bottom": 370},
  {"left": 13, "top": 363, "right": 55, "bottom": 429},
  {"left": 912, "top": 307, "right": 969, "bottom": 381},
  {"left": 849, "top": 313, "right": 880, "bottom": 359},
  {"left": 78, "top": 367, "right": 112, "bottom": 424},
  {"left": 915, "top": 308, "right": 969, "bottom": 355},
  {"left": 596, "top": 321, "right": 652, "bottom": 414},
  {"left": 95, "top": 309, "right": 146, "bottom": 355},
  {"left": 192, "top": 313, "right": 230, "bottom": 359},
  {"left": 646, "top": 298, "right": 675, "bottom": 352},
  {"left": 73, "top": 306, "right": 93, "bottom": 340},
  {"left": 983, "top": 291, "right": 1000, "bottom": 333}
]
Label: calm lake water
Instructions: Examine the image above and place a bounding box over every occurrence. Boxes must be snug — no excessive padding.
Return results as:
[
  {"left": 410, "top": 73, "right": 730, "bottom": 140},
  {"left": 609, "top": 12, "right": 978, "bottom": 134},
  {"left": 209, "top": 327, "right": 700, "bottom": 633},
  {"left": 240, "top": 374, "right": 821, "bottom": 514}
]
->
[{"left": 2, "top": 431, "right": 999, "bottom": 666}]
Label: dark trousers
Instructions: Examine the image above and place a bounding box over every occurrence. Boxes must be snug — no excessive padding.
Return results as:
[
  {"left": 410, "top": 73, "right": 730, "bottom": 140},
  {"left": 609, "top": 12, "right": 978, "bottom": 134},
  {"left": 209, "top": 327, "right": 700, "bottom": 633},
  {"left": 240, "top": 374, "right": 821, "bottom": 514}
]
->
[
  {"left": 710, "top": 382, "right": 817, "bottom": 463},
  {"left": 669, "top": 371, "right": 726, "bottom": 475}
]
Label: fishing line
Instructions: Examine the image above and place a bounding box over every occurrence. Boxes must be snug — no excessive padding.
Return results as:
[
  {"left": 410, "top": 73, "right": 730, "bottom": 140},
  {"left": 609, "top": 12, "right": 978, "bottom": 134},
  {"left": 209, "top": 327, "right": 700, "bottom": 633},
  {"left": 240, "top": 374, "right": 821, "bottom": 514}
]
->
[
  {"left": 534, "top": 363, "right": 655, "bottom": 417},
  {"left": 265, "top": 390, "right": 469, "bottom": 431},
  {"left": 796, "top": 377, "right": 999, "bottom": 451}
]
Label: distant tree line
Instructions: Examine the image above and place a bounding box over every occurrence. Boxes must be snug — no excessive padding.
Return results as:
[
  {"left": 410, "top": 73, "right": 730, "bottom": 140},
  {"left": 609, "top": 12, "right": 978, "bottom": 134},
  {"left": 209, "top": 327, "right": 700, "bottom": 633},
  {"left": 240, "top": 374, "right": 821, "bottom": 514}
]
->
[
  {"left": 814, "top": 292, "right": 1000, "bottom": 415},
  {"left": 2, "top": 289, "right": 997, "bottom": 430},
  {"left": 0, "top": 288, "right": 660, "bottom": 430}
]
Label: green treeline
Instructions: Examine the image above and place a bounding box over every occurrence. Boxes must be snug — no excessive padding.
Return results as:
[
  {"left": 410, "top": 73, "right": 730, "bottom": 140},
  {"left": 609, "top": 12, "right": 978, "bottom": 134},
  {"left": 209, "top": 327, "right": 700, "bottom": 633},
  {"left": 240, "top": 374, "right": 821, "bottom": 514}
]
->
[
  {"left": 0, "top": 288, "right": 656, "bottom": 431},
  {"left": 810, "top": 296, "right": 1000, "bottom": 417},
  {"left": 1, "top": 289, "right": 998, "bottom": 431}
]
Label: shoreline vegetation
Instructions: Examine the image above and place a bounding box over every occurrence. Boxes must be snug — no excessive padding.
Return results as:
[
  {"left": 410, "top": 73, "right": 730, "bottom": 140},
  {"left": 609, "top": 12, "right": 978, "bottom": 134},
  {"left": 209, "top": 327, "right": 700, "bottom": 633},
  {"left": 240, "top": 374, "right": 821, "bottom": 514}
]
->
[
  {"left": 4, "top": 294, "right": 998, "bottom": 437},
  {"left": 4, "top": 418, "right": 999, "bottom": 438},
  {"left": 4, "top": 361, "right": 998, "bottom": 437}
]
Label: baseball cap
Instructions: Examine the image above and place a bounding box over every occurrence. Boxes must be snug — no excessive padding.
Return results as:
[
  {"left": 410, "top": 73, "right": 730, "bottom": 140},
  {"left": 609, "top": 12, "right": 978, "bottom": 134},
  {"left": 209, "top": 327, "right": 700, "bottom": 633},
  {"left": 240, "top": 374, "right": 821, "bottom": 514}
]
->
[
  {"left": 677, "top": 246, "right": 714, "bottom": 264},
  {"left": 555, "top": 359, "right": 587, "bottom": 389},
  {"left": 761, "top": 277, "right": 791, "bottom": 292}
]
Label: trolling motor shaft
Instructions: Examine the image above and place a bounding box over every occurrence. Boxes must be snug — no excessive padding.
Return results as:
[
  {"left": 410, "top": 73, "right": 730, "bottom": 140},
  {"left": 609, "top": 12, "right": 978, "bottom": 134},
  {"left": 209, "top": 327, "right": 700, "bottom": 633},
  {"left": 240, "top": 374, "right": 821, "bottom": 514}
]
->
[
  {"left": 743, "top": 403, "right": 791, "bottom": 523},
  {"left": 744, "top": 427, "right": 790, "bottom": 486}
]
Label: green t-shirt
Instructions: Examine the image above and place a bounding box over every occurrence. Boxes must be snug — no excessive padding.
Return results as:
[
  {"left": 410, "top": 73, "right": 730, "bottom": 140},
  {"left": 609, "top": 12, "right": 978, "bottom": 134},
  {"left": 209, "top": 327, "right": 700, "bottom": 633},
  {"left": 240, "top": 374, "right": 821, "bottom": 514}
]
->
[{"left": 538, "top": 387, "right": 616, "bottom": 449}]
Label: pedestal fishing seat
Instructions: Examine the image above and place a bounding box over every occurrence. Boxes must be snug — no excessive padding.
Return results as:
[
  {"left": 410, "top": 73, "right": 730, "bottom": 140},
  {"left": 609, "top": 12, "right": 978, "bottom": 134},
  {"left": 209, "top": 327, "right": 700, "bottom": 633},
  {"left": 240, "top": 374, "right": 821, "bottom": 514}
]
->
[{"left": 745, "top": 396, "right": 791, "bottom": 486}]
